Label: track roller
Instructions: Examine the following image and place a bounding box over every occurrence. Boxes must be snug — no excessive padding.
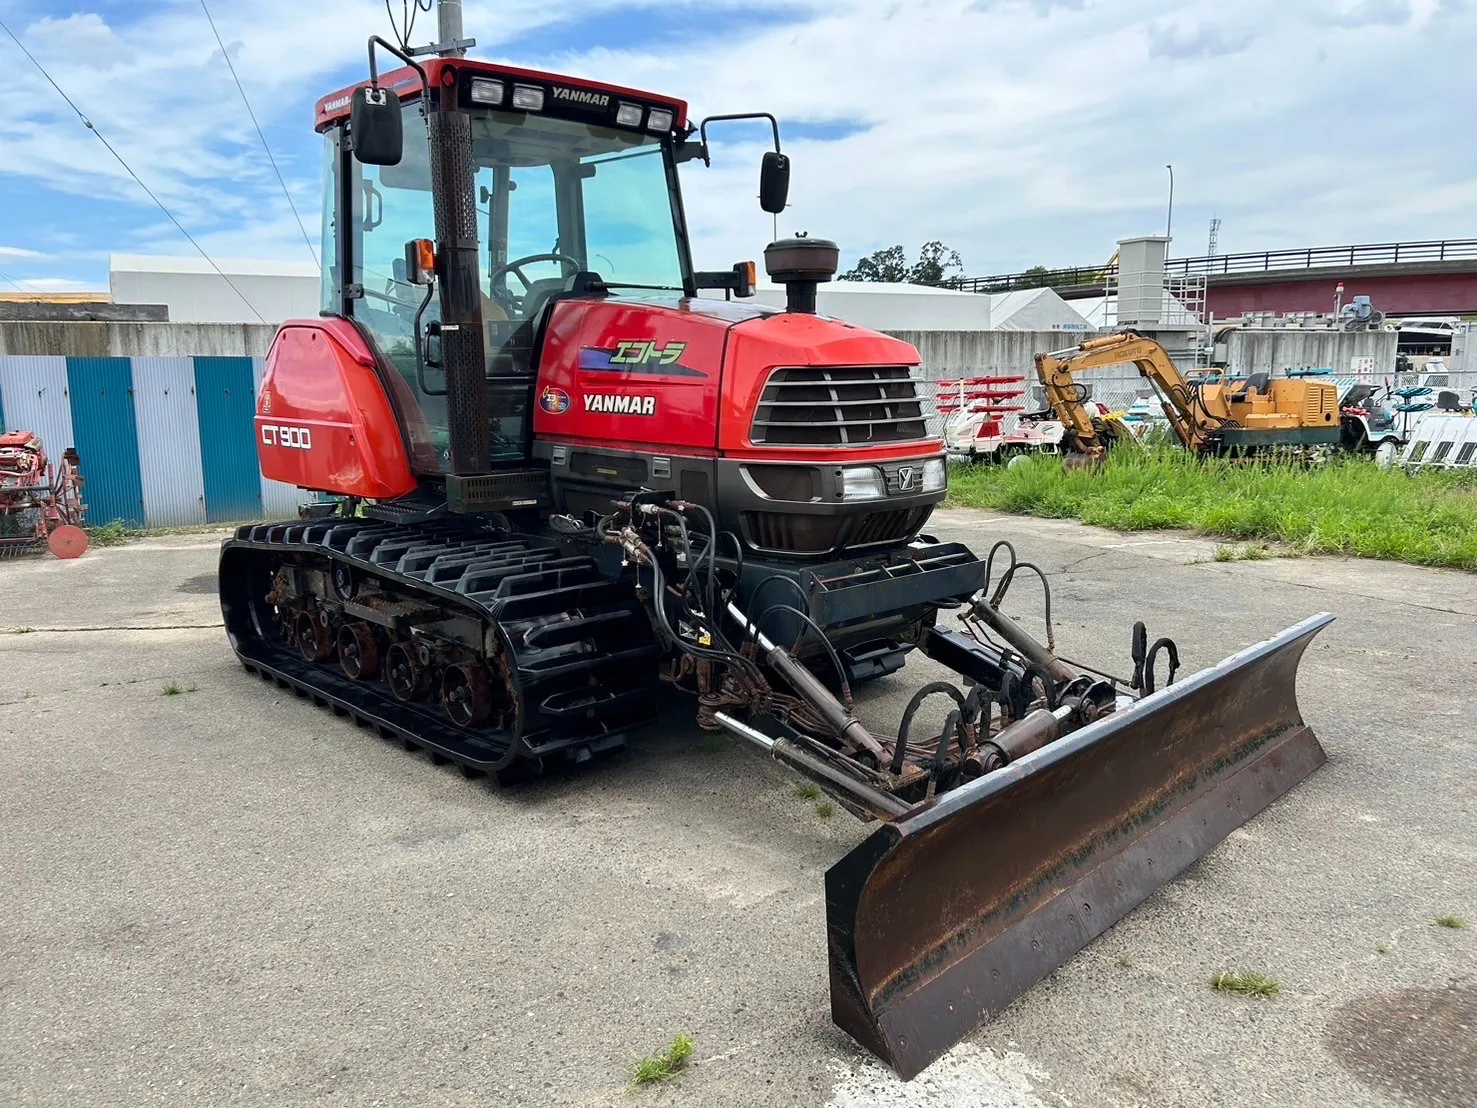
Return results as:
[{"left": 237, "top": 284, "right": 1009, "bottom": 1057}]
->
[
  {"left": 337, "top": 622, "right": 380, "bottom": 680},
  {"left": 386, "top": 641, "right": 431, "bottom": 702},
  {"left": 296, "top": 607, "right": 334, "bottom": 662},
  {"left": 442, "top": 662, "right": 493, "bottom": 727}
]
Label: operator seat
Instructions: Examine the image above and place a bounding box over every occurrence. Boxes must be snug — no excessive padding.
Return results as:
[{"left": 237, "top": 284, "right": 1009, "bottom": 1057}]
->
[{"left": 1232, "top": 372, "right": 1271, "bottom": 401}]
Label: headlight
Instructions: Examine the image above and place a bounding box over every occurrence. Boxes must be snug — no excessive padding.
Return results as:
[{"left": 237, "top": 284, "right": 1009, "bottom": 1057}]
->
[
  {"left": 511, "top": 84, "right": 545, "bottom": 111},
  {"left": 840, "top": 466, "right": 885, "bottom": 500},
  {"left": 615, "top": 102, "right": 644, "bottom": 128},
  {"left": 921, "top": 457, "right": 947, "bottom": 492},
  {"left": 647, "top": 108, "right": 674, "bottom": 133},
  {"left": 468, "top": 78, "right": 505, "bottom": 106}
]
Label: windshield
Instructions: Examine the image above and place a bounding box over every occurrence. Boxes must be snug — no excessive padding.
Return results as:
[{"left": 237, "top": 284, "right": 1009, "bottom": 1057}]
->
[{"left": 336, "top": 106, "right": 689, "bottom": 473}]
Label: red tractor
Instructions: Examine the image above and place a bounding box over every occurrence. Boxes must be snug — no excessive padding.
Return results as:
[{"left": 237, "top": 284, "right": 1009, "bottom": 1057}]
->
[
  {"left": 218, "top": 21, "right": 1331, "bottom": 1079},
  {"left": 0, "top": 431, "right": 87, "bottom": 558}
]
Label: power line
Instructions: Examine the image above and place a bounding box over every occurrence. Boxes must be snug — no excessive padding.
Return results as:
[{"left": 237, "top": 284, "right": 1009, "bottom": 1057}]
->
[
  {"left": 200, "top": 0, "right": 318, "bottom": 265},
  {"left": 0, "top": 16, "right": 267, "bottom": 323}
]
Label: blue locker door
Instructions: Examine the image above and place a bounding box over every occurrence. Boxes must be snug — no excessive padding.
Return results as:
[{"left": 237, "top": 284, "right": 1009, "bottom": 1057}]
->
[
  {"left": 65, "top": 358, "right": 146, "bottom": 528},
  {"left": 193, "top": 357, "right": 264, "bottom": 523}
]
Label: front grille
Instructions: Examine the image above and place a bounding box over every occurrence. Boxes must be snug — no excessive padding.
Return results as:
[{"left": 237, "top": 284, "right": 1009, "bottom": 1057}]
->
[
  {"left": 751, "top": 365, "right": 930, "bottom": 447},
  {"left": 851, "top": 507, "right": 929, "bottom": 547},
  {"left": 741, "top": 511, "right": 844, "bottom": 554},
  {"left": 744, "top": 464, "right": 817, "bottom": 502}
]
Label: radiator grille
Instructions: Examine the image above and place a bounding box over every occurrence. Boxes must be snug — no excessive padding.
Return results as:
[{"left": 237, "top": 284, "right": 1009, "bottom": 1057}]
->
[
  {"left": 850, "top": 507, "right": 929, "bottom": 547},
  {"left": 751, "top": 365, "right": 930, "bottom": 447},
  {"left": 741, "top": 511, "right": 843, "bottom": 554}
]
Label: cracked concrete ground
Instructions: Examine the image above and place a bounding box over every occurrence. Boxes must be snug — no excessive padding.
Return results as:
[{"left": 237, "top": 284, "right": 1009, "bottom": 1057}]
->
[{"left": 1, "top": 512, "right": 1472, "bottom": 1107}]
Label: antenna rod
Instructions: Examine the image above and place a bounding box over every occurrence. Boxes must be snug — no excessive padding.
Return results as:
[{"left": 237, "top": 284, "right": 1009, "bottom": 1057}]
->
[{"left": 438, "top": 0, "right": 466, "bottom": 57}]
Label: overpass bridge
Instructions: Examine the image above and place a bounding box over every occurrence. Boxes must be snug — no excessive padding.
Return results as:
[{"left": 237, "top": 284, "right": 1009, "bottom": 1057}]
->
[{"left": 948, "top": 239, "right": 1477, "bottom": 318}]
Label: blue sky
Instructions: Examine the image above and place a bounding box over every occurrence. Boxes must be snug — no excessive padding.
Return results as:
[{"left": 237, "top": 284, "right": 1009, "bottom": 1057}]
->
[{"left": 0, "top": 0, "right": 1473, "bottom": 293}]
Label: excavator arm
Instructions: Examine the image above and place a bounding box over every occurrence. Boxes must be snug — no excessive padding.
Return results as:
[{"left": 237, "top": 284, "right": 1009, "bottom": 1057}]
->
[{"left": 1034, "top": 332, "right": 1207, "bottom": 456}]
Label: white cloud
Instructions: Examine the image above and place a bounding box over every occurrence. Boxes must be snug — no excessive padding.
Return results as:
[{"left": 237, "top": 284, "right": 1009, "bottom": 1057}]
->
[
  {"left": 0, "top": 0, "right": 1471, "bottom": 282},
  {"left": 0, "top": 246, "right": 44, "bottom": 259},
  {"left": 8, "top": 277, "right": 99, "bottom": 293},
  {"left": 1331, "top": 0, "right": 1414, "bottom": 27}
]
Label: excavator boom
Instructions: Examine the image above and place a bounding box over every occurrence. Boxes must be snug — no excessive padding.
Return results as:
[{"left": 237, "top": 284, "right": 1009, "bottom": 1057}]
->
[{"left": 1037, "top": 332, "right": 1340, "bottom": 457}]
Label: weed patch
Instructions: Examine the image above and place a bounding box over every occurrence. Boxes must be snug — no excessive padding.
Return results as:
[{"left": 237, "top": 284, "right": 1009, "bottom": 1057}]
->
[
  {"left": 1210, "top": 970, "right": 1281, "bottom": 998},
  {"left": 632, "top": 1033, "right": 694, "bottom": 1087},
  {"left": 1435, "top": 915, "right": 1467, "bottom": 929},
  {"left": 947, "top": 451, "right": 1477, "bottom": 571}
]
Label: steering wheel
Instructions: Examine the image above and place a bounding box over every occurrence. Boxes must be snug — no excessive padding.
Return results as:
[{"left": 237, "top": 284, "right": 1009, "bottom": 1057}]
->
[{"left": 489, "top": 252, "right": 582, "bottom": 316}]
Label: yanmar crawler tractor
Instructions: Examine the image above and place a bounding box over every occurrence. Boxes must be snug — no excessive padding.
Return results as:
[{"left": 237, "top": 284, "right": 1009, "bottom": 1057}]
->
[{"left": 219, "top": 25, "right": 1331, "bottom": 1079}]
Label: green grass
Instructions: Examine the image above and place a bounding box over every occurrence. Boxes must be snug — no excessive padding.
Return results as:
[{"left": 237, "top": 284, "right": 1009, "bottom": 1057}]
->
[
  {"left": 947, "top": 450, "right": 1477, "bottom": 571},
  {"left": 1435, "top": 915, "right": 1467, "bottom": 929},
  {"left": 794, "top": 784, "right": 821, "bottom": 800},
  {"left": 1212, "top": 542, "right": 1274, "bottom": 562},
  {"left": 631, "top": 1033, "right": 694, "bottom": 1087},
  {"left": 1210, "top": 970, "right": 1281, "bottom": 998},
  {"left": 161, "top": 682, "right": 183, "bottom": 696},
  {"left": 815, "top": 802, "right": 836, "bottom": 819},
  {"left": 88, "top": 519, "right": 142, "bottom": 547}
]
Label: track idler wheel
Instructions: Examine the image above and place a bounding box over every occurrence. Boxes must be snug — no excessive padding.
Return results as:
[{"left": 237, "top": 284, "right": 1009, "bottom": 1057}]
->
[
  {"left": 386, "top": 641, "right": 431, "bottom": 703},
  {"left": 337, "top": 622, "right": 380, "bottom": 680},
  {"left": 441, "top": 662, "right": 493, "bottom": 727},
  {"left": 330, "top": 561, "right": 358, "bottom": 601},
  {"left": 295, "top": 607, "right": 334, "bottom": 662}
]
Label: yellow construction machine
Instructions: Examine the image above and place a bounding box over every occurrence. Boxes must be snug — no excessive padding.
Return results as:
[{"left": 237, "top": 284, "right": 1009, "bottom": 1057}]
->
[{"left": 1037, "top": 332, "right": 1341, "bottom": 459}]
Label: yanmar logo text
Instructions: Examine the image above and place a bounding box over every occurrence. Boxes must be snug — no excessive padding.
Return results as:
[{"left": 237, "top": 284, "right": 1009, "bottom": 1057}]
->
[
  {"left": 585, "top": 394, "right": 655, "bottom": 416},
  {"left": 553, "top": 86, "right": 610, "bottom": 109},
  {"left": 322, "top": 95, "right": 351, "bottom": 113}
]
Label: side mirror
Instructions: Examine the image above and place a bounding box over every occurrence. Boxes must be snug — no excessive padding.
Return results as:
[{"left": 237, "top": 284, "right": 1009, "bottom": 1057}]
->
[
  {"left": 759, "top": 151, "right": 790, "bottom": 214},
  {"left": 351, "top": 86, "right": 404, "bottom": 166}
]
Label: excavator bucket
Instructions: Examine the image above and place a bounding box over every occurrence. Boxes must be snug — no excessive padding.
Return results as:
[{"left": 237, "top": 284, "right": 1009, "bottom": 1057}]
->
[{"left": 827, "top": 613, "right": 1333, "bottom": 1079}]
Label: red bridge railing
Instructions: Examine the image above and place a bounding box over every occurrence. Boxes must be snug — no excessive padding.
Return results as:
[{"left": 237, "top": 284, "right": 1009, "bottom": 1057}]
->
[{"left": 942, "top": 238, "right": 1477, "bottom": 294}]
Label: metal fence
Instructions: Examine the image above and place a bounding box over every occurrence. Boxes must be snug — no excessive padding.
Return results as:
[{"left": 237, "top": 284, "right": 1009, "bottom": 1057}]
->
[
  {"left": 943, "top": 238, "right": 1477, "bottom": 294},
  {"left": 0, "top": 355, "right": 308, "bottom": 528}
]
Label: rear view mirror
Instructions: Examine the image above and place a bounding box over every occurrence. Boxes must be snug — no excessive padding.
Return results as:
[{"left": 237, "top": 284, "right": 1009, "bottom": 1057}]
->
[
  {"left": 760, "top": 151, "right": 790, "bottom": 214},
  {"left": 351, "top": 86, "right": 404, "bottom": 166}
]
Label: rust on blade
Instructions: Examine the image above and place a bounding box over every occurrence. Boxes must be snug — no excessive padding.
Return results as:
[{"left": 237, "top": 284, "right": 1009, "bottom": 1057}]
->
[{"left": 826, "top": 613, "right": 1334, "bottom": 1080}]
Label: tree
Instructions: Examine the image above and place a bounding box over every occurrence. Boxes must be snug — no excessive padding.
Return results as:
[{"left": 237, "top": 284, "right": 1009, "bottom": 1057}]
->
[
  {"left": 1014, "top": 265, "right": 1052, "bottom": 290},
  {"left": 839, "top": 242, "right": 964, "bottom": 285},
  {"left": 839, "top": 244, "right": 909, "bottom": 283},
  {"left": 908, "top": 241, "right": 964, "bottom": 285}
]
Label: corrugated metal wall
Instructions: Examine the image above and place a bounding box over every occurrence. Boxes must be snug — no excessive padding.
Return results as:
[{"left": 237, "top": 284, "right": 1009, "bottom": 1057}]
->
[
  {"left": 0, "top": 354, "right": 309, "bottom": 528},
  {"left": 131, "top": 357, "right": 209, "bottom": 527},
  {"left": 66, "top": 357, "right": 147, "bottom": 528},
  {"left": 193, "top": 356, "right": 264, "bottom": 523}
]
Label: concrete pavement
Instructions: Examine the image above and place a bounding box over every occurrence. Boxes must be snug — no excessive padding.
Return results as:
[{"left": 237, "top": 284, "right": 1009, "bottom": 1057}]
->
[{"left": 1, "top": 512, "right": 1472, "bottom": 1107}]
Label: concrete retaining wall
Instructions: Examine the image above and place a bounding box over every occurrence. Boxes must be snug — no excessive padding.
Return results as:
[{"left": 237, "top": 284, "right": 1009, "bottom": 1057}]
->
[
  {"left": 0, "top": 321, "right": 278, "bottom": 359},
  {"left": 1220, "top": 328, "right": 1398, "bottom": 376}
]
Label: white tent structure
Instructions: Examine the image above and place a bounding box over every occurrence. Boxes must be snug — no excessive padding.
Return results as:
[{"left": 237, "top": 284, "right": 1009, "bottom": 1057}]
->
[
  {"left": 110, "top": 255, "right": 320, "bottom": 325},
  {"left": 750, "top": 280, "right": 991, "bottom": 331},
  {"left": 986, "top": 288, "right": 1092, "bottom": 332}
]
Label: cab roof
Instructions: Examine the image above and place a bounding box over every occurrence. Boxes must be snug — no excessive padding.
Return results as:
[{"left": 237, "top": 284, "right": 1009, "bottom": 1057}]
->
[{"left": 315, "top": 57, "right": 688, "bottom": 132}]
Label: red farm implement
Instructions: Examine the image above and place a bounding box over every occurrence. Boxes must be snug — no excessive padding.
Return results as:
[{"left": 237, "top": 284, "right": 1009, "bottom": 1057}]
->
[{"left": 0, "top": 431, "right": 88, "bottom": 558}]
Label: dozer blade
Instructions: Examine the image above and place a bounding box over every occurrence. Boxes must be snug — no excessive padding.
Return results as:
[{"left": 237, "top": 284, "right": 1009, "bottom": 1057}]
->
[{"left": 826, "top": 612, "right": 1333, "bottom": 1079}]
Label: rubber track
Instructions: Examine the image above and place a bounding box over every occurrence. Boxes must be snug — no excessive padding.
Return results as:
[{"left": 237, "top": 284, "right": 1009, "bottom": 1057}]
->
[{"left": 219, "top": 518, "right": 661, "bottom": 781}]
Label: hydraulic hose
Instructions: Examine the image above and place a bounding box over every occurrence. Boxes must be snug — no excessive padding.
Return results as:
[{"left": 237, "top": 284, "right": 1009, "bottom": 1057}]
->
[{"left": 725, "top": 600, "right": 887, "bottom": 765}]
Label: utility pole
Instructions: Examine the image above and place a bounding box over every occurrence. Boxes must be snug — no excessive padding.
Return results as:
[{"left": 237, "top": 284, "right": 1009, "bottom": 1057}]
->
[
  {"left": 437, "top": 0, "right": 467, "bottom": 57},
  {"left": 1165, "top": 165, "right": 1174, "bottom": 244}
]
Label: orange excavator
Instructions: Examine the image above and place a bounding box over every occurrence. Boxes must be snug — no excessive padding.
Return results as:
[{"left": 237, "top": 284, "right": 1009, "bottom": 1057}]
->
[
  {"left": 1038, "top": 331, "right": 1341, "bottom": 459},
  {"left": 216, "top": 3, "right": 1333, "bottom": 1078}
]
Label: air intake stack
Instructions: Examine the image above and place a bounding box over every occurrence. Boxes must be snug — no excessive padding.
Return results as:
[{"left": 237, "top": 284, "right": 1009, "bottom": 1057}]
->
[{"left": 764, "top": 235, "right": 839, "bottom": 314}]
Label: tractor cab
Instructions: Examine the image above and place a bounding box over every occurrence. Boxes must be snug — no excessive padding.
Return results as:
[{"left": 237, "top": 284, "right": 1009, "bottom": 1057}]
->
[{"left": 313, "top": 57, "right": 782, "bottom": 484}]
